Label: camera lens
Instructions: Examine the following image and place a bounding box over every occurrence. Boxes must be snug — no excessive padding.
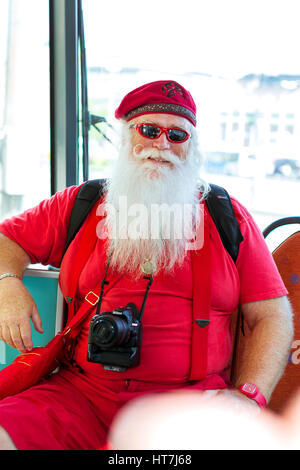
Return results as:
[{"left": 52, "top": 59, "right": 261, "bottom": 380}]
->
[
  {"left": 92, "top": 314, "right": 129, "bottom": 348},
  {"left": 95, "top": 320, "right": 115, "bottom": 345}
]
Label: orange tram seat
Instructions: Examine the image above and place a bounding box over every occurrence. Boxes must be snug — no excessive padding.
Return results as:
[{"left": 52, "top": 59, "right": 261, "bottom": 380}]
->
[{"left": 230, "top": 217, "right": 300, "bottom": 414}]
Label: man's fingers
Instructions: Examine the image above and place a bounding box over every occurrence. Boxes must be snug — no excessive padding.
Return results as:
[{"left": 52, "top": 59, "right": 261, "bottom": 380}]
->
[
  {"left": 9, "top": 323, "right": 28, "bottom": 352},
  {"left": 19, "top": 318, "right": 34, "bottom": 351},
  {"left": 0, "top": 306, "right": 42, "bottom": 352},
  {"left": 0, "top": 318, "right": 33, "bottom": 352},
  {"left": 31, "top": 305, "right": 43, "bottom": 334},
  {"left": 1, "top": 324, "right": 15, "bottom": 350}
]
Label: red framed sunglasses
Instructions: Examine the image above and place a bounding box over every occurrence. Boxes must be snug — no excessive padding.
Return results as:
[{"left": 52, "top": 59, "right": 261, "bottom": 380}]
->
[{"left": 130, "top": 123, "right": 191, "bottom": 143}]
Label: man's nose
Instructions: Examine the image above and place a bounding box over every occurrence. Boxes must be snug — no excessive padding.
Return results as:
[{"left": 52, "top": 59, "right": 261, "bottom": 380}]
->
[{"left": 152, "top": 131, "right": 170, "bottom": 149}]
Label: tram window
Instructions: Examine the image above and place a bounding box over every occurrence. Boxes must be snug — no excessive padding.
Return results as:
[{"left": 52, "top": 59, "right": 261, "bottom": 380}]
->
[
  {"left": 82, "top": 0, "right": 300, "bottom": 243},
  {"left": 0, "top": 0, "right": 50, "bottom": 222}
]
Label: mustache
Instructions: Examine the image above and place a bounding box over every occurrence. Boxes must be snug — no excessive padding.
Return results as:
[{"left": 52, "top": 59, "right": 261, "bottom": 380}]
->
[{"left": 133, "top": 146, "right": 183, "bottom": 166}]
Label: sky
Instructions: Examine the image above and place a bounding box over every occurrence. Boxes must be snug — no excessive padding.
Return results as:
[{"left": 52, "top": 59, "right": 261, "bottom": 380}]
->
[{"left": 83, "top": 0, "right": 300, "bottom": 79}]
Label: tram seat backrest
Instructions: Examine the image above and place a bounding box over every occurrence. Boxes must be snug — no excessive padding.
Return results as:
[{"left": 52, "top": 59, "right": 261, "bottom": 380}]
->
[{"left": 230, "top": 217, "right": 300, "bottom": 414}]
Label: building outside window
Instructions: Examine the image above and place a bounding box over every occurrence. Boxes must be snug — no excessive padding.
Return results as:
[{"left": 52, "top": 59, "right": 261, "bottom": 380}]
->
[
  {"left": 0, "top": 0, "right": 50, "bottom": 221},
  {"left": 82, "top": 0, "right": 300, "bottom": 249}
]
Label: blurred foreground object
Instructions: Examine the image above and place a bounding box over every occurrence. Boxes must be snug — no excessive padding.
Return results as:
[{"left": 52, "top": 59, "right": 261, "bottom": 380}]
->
[{"left": 109, "top": 390, "right": 300, "bottom": 450}]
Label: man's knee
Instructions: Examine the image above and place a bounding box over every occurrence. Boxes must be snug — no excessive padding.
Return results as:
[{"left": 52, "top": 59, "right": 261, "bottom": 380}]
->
[{"left": 0, "top": 426, "right": 17, "bottom": 450}]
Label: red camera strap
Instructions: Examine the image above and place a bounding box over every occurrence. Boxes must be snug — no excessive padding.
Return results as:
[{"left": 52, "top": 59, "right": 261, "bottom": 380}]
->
[{"left": 59, "top": 201, "right": 101, "bottom": 321}]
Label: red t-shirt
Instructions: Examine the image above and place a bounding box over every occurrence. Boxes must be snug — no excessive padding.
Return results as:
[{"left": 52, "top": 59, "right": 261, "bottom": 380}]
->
[{"left": 0, "top": 186, "right": 287, "bottom": 385}]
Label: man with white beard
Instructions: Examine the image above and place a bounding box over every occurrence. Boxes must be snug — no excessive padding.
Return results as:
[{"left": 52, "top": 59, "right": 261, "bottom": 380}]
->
[
  {"left": 0, "top": 80, "right": 293, "bottom": 450},
  {"left": 103, "top": 112, "right": 207, "bottom": 275}
]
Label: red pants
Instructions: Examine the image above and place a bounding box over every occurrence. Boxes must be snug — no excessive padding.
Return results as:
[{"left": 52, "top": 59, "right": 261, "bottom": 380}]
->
[{"left": 0, "top": 365, "right": 229, "bottom": 450}]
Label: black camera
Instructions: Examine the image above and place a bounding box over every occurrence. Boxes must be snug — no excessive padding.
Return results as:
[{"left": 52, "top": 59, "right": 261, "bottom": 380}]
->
[{"left": 87, "top": 302, "right": 142, "bottom": 371}]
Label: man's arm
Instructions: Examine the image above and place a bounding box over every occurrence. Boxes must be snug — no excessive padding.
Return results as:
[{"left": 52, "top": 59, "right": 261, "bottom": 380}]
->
[
  {"left": 0, "top": 233, "right": 43, "bottom": 352},
  {"left": 232, "top": 295, "right": 294, "bottom": 404},
  {"left": 0, "top": 233, "right": 30, "bottom": 278}
]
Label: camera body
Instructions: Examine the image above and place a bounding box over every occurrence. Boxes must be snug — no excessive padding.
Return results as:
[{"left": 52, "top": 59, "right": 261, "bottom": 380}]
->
[{"left": 87, "top": 302, "right": 142, "bottom": 371}]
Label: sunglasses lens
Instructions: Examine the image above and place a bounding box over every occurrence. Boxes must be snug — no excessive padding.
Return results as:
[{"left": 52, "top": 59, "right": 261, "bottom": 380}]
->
[
  {"left": 138, "top": 124, "right": 189, "bottom": 142},
  {"left": 168, "top": 129, "right": 188, "bottom": 142},
  {"left": 140, "top": 124, "right": 161, "bottom": 139}
]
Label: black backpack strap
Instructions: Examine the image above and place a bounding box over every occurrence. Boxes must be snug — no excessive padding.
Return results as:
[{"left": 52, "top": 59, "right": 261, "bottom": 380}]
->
[
  {"left": 63, "top": 178, "right": 107, "bottom": 257},
  {"left": 205, "top": 183, "right": 244, "bottom": 262},
  {"left": 64, "top": 180, "right": 243, "bottom": 263}
]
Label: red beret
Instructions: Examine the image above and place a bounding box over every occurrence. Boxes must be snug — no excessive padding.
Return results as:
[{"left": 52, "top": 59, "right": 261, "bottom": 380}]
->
[{"left": 115, "top": 80, "right": 197, "bottom": 126}]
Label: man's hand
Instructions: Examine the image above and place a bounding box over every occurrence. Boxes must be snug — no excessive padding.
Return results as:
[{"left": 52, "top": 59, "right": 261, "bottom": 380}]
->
[{"left": 0, "top": 277, "right": 43, "bottom": 352}]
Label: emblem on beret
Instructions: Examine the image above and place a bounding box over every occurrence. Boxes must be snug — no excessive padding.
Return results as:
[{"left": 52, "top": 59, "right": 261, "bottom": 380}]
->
[{"left": 162, "top": 81, "right": 185, "bottom": 98}]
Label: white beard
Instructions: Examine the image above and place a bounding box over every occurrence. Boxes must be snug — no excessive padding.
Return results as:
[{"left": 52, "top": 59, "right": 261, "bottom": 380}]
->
[{"left": 100, "top": 125, "right": 207, "bottom": 277}]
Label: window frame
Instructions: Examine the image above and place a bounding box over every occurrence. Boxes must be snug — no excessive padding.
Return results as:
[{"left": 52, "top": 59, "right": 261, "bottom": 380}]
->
[{"left": 49, "top": 0, "right": 79, "bottom": 195}]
